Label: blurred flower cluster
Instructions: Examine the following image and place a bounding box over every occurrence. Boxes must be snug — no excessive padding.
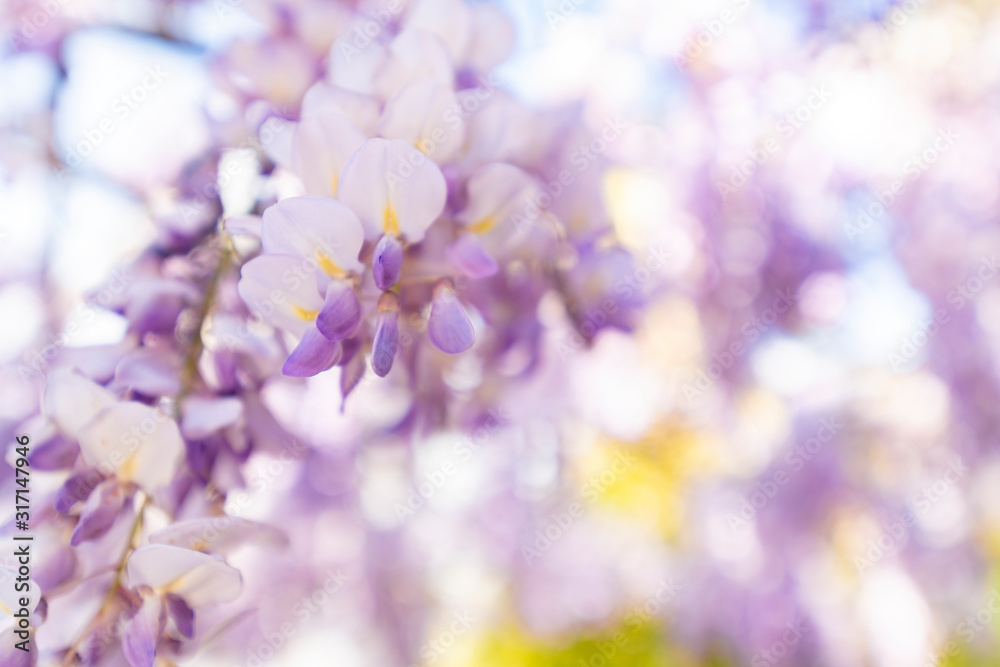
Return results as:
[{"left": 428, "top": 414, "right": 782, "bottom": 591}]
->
[{"left": 2, "top": 0, "right": 1000, "bottom": 666}]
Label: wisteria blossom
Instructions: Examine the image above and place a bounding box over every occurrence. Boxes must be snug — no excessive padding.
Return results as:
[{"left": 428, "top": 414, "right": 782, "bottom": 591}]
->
[{"left": 2, "top": 0, "right": 1000, "bottom": 665}]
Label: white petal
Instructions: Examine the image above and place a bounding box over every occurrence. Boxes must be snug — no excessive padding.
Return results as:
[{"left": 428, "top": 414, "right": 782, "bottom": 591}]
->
[
  {"left": 291, "top": 113, "right": 367, "bottom": 198},
  {"left": 376, "top": 79, "right": 464, "bottom": 163},
  {"left": 148, "top": 516, "right": 287, "bottom": 555},
  {"left": 77, "top": 403, "right": 184, "bottom": 492},
  {"left": 301, "top": 82, "right": 380, "bottom": 135},
  {"left": 403, "top": 0, "right": 473, "bottom": 63},
  {"left": 237, "top": 254, "right": 326, "bottom": 337},
  {"left": 42, "top": 368, "right": 117, "bottom": 437},
  {"left": 328, "top": 31, "right": 387, "bottom": 96},
  {"left": 375, "top": 29, "right": 454, "bottom": 100},
  {"left": 338, "top": 138, "right": 447, "bottom": 242},
  {"left": 456, "top": 162, "right": 542, "bottom": 238},
  {"left": 466, "top": 4, "right": 515, "bottom": 72},
  {"left": 128, "top": 545, "right": 242, "bottom": 607},
  {"left": 260, "top": 197, "right": 366, "bottom": 275},
  {"left": 181, "top": 397, "right": 244, "bottom": 440},
  {"left": 462, "top": 92, "right": 541, "bottom": 166}
]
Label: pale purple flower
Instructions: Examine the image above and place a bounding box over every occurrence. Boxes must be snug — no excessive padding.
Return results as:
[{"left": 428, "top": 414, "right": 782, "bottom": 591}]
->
[
  {"left": 337, "top": 137, "right": 448, "bottom": 242},
  {"left": 427, "top": 281, "right": 476, "bottom": 354}
]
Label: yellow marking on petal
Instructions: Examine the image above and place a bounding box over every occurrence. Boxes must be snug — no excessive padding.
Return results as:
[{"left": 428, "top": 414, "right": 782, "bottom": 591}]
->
[
  {"left": 0, "top": 601, "right": 11, "bottom": 615},
  {"left": 293, "top": 306, "right": 319, "bottom": 321},
  {"left": 119, "top": 452, "right": 138, "bottom": 482},
  {"left": 384, "top": 203, "right": 400, "bottom": 236},
  {"left": 315, "top": 250, "right": 347, "bottom": 279},
  {"left": 467, "top": 216, "right": 496, "bottom": 234},
  {"left": 330, "top": 172, "right": 339, "bottom": 198}
]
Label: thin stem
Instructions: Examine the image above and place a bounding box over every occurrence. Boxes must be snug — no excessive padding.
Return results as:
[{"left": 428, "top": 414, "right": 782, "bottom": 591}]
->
[
  {"left": 61, "top": 232, "right": 233, "bottom": 665},
  {"left": 178, "top": 236, "right": 233, "bottom": 403},
  {"left": 61, "top": 494, "right": 148, "bottom": 666}
]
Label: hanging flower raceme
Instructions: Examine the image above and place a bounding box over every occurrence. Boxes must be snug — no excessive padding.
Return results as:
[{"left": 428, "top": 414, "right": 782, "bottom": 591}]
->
[
  {"left": 123, "top": 545, "right": 243, "bottom": 666},
  {"left": 42, "top": 369, "right": 184, "bottom": 545},
  {"left": 9, "top": 0, "right": 663, "bottom": 664},
  {"left": 236, "top": 135, "right": 486, "bottom": 381}
]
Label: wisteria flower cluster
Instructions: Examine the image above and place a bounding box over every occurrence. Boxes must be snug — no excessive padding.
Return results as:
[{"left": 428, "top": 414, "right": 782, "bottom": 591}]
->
[
  {"left": 0, "top": 0, "right": 646, "bottom": 665},
  {"left": 9, "top": 0, "right": 1000, "bottom": 665}
]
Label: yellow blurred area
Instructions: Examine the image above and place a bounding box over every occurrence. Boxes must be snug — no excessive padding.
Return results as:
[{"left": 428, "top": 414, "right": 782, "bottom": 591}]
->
[
  {"left": 441, "top": 618, "right": 714, "bottom": 667},
  {"left": 602, "top": 167, "right": 671, "bottom": 255},
  {"left": 577, "top": 426, "right": 724, "bottom": 542}
]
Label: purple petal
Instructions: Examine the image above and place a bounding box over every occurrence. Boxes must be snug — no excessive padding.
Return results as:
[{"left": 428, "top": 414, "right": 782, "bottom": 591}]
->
[
  {"left": 35, "top": 546, "right": 77, "bottom": 594},
  {"left": 165, "top": 593, "right": 195, "bottom": 639},
  {"left": 124, "top": 280, "right": 197, "bottom": 336},
  {"left": 181, "top": 396, "right": 244, "bottom": 440},
  {"left": 114, "top": 348, "right": 182, "bottom": 397},
  {"left": 55, "top": 468, "right": 107, "bottom": 514},
  {"left": 447, "top": 235, "right": 498, "bottom": 278},
  {"left": 340, "top": 353, "right": 366, "bottom": 410},
  {"left": 372, "top": 234, "right": 404, "bottom": 290},
  {"left": 0, "top": 627, "right": 34, "bottom": 667},
  {"left": 316, "top": 282, "right": 362, "bottom": 341},
  {"left": 371, "top": 292, "right": 400, "bottom": 377},
  {"left": 428, "top": 283, "right": 476, "bottom": 354},
  {"left": 28, "top": 436, "right": 78, "bottom": 471},
  {"left": 185, "top": 437, "right": 221, "bottom": 483},
  {"left": 70, "top": 480, "right": 125, "bottom": 546},
  {"left": 123, "top": 596, "right": 164, "bottom": 667},
  {"left": 339, "top": 336, "right": 362, "bottom": 366},
  {"left": 282, "top": 327, "right": 343, "bottom": 377}
]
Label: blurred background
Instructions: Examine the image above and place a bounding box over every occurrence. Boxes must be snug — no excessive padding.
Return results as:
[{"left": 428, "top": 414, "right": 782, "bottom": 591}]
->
[{"left": 3, "top": 0, "right": 1000, "bottom": 665}]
